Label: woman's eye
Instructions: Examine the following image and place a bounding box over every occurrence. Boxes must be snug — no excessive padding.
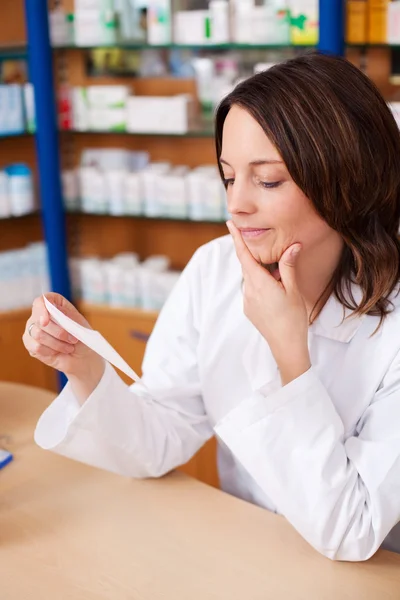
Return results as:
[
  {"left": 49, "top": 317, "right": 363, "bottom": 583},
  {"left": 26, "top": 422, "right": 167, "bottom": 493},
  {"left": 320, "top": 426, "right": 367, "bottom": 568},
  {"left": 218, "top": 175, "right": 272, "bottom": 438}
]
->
[
  {"left": 260, "top": 180, "right": 282, "bottom": 189},
  {"left": 223, "top": 178, "right": 235, "bottom": 187}
]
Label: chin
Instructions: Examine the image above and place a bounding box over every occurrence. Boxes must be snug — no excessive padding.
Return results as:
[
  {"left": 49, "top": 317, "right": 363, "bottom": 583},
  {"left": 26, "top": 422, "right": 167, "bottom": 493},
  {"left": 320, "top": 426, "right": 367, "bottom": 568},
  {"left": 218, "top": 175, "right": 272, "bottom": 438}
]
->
[
  {"left": 244, "top": 242, "right": 276, "bottom": 265},
  {"left": 250, "top": 250, "right": 278, "bottom": 266}
]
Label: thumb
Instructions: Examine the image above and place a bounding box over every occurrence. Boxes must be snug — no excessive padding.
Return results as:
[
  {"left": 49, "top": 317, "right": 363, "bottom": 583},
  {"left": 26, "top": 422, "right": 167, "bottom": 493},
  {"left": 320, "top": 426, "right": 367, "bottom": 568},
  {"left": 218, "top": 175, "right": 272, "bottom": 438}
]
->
[
  {"left": 43, "top": 293, "right": 90, "bottom": 328},
  {"left": 278, "top": 244, "right": 302, "bottom": 291}
]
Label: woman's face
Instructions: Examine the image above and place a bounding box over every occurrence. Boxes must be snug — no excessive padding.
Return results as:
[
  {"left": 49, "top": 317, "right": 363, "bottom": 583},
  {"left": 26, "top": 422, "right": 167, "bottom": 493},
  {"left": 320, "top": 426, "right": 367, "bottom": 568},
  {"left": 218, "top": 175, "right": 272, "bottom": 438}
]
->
[{"left": 220, "top": 106, "right": 341, "bottom": 269}]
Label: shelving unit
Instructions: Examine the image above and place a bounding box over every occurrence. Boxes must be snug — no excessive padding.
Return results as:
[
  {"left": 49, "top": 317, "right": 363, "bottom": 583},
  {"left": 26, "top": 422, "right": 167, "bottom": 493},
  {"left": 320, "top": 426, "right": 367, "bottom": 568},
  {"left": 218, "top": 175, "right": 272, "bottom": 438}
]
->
[
  {"left": 67, "top": 126, "right": 215, "bottom": 137},
  {"left": 0, "top": 1, "right": 57, "bottom": 391},
  {"left": 0, "top": 44, "right": 27, "bottom": 59},
  {"left": 0, "top": 210, "right": 40, "bottom": 222},
  {"left": 67, "top": 213, "right": 226, "bottom": 269},
  {"left": 66, "top": 210, "right": 225, "bottom": 223},
  {"left": 0, "top": 1, "right": 394, "bottom": 398},
  {"left": 57, "top": 42, "right": 314, "bottom": 50},
  {"left": 0, "top": 132, "right": 33, "bottom": 139}
]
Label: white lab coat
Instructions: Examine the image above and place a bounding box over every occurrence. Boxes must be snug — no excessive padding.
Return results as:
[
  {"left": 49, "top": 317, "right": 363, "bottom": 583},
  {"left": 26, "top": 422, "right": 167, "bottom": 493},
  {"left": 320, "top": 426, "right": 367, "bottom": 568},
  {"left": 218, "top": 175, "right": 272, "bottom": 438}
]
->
[{"left": 35, "top": 235, "right": 400, "bottom": 561}]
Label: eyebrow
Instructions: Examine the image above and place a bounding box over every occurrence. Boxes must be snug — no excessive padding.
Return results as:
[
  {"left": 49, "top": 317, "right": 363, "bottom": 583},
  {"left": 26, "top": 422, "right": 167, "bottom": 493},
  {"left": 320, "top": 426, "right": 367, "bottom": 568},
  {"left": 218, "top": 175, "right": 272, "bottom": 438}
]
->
[{"left": 219, "top": 158, "right": 283, "bottom": 167}]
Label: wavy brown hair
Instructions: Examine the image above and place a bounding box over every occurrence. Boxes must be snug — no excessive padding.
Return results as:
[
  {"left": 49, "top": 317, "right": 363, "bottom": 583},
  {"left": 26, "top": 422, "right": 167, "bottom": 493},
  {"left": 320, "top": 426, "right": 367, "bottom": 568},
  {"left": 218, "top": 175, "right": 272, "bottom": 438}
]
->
[{"left": 215, "top": 52, "right": 400, "bottom": 323}]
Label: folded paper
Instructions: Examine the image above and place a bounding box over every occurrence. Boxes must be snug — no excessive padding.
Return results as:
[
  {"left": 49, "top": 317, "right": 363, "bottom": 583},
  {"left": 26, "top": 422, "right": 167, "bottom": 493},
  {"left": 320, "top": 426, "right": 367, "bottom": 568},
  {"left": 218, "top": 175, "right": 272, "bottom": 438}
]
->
[{"left": 43, "top": 296, "right": 142, "bottom": 383}]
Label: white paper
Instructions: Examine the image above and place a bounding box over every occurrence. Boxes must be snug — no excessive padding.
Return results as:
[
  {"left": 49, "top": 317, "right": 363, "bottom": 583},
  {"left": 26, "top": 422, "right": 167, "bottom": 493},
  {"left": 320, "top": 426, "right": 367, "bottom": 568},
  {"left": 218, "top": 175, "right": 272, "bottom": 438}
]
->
[{"left": 43, "top": 296, "right": 142, "bottom": 383}]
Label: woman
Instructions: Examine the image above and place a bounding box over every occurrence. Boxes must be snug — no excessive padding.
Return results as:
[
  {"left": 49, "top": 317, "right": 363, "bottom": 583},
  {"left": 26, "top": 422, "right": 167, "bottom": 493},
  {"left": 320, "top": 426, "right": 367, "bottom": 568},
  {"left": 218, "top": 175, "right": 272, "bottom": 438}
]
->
[{"left": 23, "top": 53, "right": 400, "bottom": 561}]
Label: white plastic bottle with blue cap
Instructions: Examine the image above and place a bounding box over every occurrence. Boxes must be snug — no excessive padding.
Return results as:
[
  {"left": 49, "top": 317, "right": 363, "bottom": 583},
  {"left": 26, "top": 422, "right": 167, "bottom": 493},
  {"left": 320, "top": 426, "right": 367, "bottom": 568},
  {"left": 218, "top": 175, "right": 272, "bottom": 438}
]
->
[{"left": 5, "top": 163, "right": 35, "bottom": 216}]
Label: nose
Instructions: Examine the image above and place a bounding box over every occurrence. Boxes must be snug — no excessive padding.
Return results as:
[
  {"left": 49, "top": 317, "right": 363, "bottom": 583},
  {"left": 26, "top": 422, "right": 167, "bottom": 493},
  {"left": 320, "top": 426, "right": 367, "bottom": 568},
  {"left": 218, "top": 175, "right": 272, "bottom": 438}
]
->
[{"left": 226, "top": 176, "right": 258, "bottom": 217}]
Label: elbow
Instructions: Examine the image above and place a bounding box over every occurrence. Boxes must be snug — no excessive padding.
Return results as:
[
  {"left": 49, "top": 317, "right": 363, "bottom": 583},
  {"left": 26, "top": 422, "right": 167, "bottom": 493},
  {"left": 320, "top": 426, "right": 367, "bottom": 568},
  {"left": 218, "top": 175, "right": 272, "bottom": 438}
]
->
[
  {"left": 310, "top": 525, "right": 380, "bottom": 562},
  {"left": 319, "top": 545, "right": 377, "bottom": 562},
  {"left": 108, "top": 454, "right": 174, "bottom": 479}
]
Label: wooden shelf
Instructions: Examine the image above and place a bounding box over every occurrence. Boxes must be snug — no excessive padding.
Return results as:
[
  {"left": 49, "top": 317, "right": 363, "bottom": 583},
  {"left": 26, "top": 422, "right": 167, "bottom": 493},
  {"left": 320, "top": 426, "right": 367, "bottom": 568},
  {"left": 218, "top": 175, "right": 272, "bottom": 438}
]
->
[
  {"left": 67, "top": 213, "right": 226, "bottom": 270},
  {"left": 0, "top": 306, "right": 57, "bottom": 391},
  {"left": 78, "top": 301, "right": 159, "bottom": 322},
  {"left": 0, "top": 211, "right": 42, "bottom": 251},
  {"left": 0, "top": 211, "right": 40, "bottom": 221},
  {"left": 67, "top": 210, "right": 225, "bottom": 225},
  {"left": 55, "top": 42, "right": 314, "bottom": 51},
  {"left": 0, "top": 132, "right": 32, "bottom": 139},
  {"left": 66, "top": 127, "right": 214, "bottom": 138},
  {"left": 0, "top": 306, "right": 31, "bottom": 320}
]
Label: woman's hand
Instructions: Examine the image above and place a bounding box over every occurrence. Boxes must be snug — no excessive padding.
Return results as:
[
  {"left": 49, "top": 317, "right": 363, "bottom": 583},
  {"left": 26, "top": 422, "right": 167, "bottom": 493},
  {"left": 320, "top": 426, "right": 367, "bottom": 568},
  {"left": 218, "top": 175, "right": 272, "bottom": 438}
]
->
[
  {"left": 227, "top": 221, "right": 310, "bottom": 385},
  {"left": 23, "top": 293, "right": 105, "bottom": 401}
]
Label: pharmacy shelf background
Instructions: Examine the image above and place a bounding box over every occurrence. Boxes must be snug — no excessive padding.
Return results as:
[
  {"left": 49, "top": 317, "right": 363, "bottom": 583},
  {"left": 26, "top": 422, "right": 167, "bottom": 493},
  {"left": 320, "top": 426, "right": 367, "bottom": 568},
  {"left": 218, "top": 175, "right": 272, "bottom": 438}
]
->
[
  {"left": 0, "top": 1, "right": 57, "bottom": 391},
  {"left": 26, "top": 0, "right": 400, "bottom": 384},
  {"left": 47, "top": 0, "right": 340, "bottom": 388},
  {"left": 2, "top": 0, "right": 398, "bottom": 393}
]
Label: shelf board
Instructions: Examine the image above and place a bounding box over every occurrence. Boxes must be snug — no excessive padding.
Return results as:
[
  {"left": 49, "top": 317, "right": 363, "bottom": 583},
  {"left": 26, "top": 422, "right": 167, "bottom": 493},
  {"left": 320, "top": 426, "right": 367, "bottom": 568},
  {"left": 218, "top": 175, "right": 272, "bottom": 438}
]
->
[
  {"left": 346, "top": 43, "right": 395, "bottom": 48},
  {"left": 64, "top": 126, "right": 214, "bottom": 138},
  {"left": 54, "top": 42, "right": 400, "bottom": 52},
  {"left": 66, "top": 210, "right": 226, "bottom": 225},
  {"left": 0, "top": 132, "right": 33, "bottom": 139},
  {"left": 0, "top": 210, "right": 40, "bottom": 221},
  {"left": 0, "top": 306, "right": 31, "bottom": 320},
  {"left": 0, "top": 43, "right": 27, "bottom": 60},
  {"left": 78, "top": 301, "right": 159, "bottom": 321},
  {"left": 54, "top": 42, "right": 314, "bottom": 52}
]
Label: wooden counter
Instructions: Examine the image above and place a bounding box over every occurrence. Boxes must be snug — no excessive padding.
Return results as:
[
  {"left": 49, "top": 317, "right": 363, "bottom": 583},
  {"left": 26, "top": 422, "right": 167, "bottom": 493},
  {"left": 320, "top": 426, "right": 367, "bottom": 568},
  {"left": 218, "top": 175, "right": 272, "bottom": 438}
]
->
[{"left": 0, "top": 382, "right": 399, "bottom": 599}]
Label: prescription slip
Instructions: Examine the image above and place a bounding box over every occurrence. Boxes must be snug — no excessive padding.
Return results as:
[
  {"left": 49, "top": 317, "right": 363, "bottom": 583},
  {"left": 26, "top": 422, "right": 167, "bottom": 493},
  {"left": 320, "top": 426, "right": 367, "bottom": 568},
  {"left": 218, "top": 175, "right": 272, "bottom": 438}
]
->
[{"left": 43, "top": 296, "right": 141, "bottom": 383}]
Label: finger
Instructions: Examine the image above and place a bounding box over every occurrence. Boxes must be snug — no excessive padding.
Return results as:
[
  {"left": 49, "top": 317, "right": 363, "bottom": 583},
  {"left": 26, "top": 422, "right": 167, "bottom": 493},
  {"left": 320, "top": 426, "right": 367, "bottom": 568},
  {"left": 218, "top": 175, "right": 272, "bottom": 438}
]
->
[
  {"left": 40, "top": 319, "right": 78, "bottom": 344},
  {"left": 43, "top": 293, "right": 90, "bottom": 328},
  {"left": 26, "top": 322, "right": 76, "bottom": 354},
  {"left": 32, "top": 296, "right": 50, "bottom": 328},
  {"left": 278, "top": 244, "right": 302, "bottom": 292},
  {"left": 226, "top": 221, "right": 262, "bottom": 274},
  {"left": 26, "top": 339, "right": 58, "bottom": 359},
  {"left": 23, "top": 331, "right": 58, "bottom": 359}
]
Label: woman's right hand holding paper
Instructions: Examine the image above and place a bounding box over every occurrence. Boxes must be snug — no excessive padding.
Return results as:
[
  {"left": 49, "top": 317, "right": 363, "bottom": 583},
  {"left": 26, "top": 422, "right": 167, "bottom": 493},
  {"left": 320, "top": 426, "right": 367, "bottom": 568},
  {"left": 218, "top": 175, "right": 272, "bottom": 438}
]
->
[{"left": 23, "top": 293, "right": 105, "bottom": 402}]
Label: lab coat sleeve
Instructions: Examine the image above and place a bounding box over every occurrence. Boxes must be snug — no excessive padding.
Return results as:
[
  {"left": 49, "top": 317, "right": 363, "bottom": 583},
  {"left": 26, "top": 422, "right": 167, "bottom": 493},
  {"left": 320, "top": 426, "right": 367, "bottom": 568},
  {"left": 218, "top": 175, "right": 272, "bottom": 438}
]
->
[
  {"left": 35, "top": 249, "right": 213, "bottom": 478},
  {"left": 214, "top": 360, "right": 400, "bottom": 561}
]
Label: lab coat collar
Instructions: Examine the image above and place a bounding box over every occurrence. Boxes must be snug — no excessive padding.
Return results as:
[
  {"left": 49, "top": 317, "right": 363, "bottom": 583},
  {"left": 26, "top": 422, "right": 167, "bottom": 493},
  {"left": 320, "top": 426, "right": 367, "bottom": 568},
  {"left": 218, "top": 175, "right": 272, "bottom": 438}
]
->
[
  {"left": 242, "top": 284, "right": 365, "bottom": 394},
  {"left": 310, "top": 285, "right": 365, "bottom": 343},
  {"left": 242, "top": 283, "right": 391, "bottom": 393}
]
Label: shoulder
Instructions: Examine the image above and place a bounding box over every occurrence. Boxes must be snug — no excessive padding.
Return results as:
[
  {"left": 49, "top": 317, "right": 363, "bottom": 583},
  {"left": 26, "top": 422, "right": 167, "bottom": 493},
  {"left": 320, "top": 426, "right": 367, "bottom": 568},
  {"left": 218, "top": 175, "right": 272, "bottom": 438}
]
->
[
  {"left": 185, "top": 234, "right": 239, "bottom": 281},
  {"left": 192, "top": 234, "right": 236, "bottom": 266},
  {"left": 176, "top": 235, "right": 241, "bottom": 320}
]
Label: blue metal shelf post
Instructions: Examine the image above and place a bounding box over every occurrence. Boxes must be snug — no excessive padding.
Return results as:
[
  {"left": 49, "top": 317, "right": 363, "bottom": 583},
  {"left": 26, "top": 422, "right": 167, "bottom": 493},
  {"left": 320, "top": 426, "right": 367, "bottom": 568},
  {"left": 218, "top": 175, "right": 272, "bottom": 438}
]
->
[
  {"left": 24, "top": 0, "right": 71, "bottom": 388},
  {"left": 318, "top": 0, "right": 345, "bottom": 56}
]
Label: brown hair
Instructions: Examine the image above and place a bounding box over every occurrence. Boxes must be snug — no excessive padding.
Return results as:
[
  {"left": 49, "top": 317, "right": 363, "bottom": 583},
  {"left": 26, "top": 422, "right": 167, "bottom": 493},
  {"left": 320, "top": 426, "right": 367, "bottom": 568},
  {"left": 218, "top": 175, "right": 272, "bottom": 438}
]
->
[{"left": 215, "top": 52, "right": 400, "bottom": 323}]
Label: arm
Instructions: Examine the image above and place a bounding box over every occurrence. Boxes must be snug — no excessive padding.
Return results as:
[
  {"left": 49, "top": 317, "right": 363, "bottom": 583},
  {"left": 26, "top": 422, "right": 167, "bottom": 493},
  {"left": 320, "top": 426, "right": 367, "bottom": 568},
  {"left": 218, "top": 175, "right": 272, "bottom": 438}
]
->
[
  {"left": 215, "top": 357, "right": 400, "bottom": 561},
  {"left": 35, "top": 249, "right": 213, "bottom": 478}
]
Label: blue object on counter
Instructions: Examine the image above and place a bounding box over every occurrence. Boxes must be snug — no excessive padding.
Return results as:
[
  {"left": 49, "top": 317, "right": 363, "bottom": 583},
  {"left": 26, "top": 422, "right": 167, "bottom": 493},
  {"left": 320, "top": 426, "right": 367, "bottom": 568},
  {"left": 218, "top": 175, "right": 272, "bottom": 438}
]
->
[{"left": 0, "top": 448, "right": 13, "bottom": 469}]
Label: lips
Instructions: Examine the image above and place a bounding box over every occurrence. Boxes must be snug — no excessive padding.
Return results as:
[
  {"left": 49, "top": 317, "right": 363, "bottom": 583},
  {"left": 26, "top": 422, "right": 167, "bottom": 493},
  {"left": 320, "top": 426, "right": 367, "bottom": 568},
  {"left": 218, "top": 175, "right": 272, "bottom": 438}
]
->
[{"left": 238, "top": 227, "right": 270, "bottom": 238}]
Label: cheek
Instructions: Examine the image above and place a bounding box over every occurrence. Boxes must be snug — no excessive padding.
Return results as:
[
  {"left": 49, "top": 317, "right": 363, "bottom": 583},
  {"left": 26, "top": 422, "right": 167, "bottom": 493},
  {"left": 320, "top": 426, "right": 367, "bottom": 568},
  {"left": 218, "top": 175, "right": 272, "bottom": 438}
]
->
[
  {"left": 273, "top": 190, "right": 327, "bottom": 243},
  {"left": 292, "top": 209, "right": 334, "bottom": 251}
]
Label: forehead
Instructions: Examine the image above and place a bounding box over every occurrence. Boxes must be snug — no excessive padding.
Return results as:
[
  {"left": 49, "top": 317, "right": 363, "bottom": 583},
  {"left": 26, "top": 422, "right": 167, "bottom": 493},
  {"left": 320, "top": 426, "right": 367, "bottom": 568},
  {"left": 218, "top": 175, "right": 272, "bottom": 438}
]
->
[{"left": 221, "top": 105, "right": 281, "bottom": 163}]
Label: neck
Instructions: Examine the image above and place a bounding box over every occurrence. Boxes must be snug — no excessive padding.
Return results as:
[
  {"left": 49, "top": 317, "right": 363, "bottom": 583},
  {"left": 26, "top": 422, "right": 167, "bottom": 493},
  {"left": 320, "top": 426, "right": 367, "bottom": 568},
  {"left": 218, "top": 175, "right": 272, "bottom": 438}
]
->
[{"left": 296, "top": 239, "right": 344, "bottom": 318}]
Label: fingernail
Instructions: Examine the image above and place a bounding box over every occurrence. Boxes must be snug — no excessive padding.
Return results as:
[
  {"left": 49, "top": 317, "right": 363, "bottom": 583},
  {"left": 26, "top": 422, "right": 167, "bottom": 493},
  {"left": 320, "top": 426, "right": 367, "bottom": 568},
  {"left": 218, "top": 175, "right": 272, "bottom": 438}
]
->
[
  {"left": 291, "top": 245, "right": 301, "bottom": 257},
  {"left": 68, "top": 335, "right": 78, "bottom": 343},
  {"left": 226, "top": 220, "right": 232, "bottom": 231}
]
